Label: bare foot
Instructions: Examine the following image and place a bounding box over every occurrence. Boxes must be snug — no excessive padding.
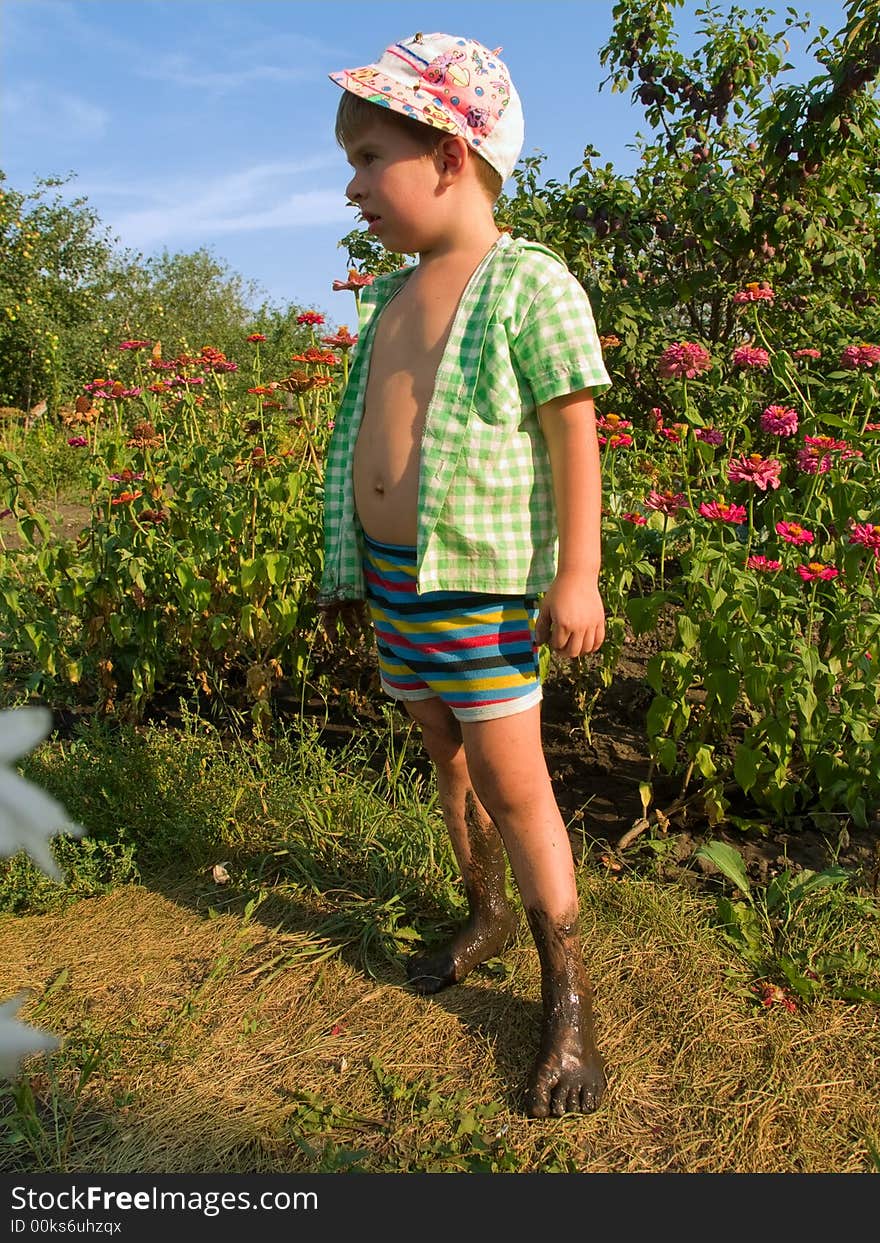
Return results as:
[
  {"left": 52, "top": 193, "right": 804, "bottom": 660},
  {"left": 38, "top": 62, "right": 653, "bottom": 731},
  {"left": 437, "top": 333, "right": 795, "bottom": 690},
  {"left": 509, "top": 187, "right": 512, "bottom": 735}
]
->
[
  {"left": 406, "top": 907, "right": 518, "bottom": 994},
  {"left": 524, "top": 907, "right": 605, "bottom": 1116},
  {"left": 526, "top": 978, "right": 606, "bottom": 1116}
]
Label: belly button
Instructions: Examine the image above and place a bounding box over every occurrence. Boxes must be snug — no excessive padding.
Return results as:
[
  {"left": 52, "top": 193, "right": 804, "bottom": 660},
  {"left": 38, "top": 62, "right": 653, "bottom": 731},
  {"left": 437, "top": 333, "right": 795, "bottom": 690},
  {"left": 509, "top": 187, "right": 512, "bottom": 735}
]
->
[{"left": 374, "top": 480, "right": 385, "bottom": 494}]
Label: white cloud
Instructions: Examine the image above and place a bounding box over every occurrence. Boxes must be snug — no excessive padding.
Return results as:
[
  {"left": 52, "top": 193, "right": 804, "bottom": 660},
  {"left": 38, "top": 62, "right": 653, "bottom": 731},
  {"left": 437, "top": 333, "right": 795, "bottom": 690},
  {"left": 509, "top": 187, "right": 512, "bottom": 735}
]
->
[
  {"left": 2, "top": 82, "right": 109, "bottom": 146},
  {"left": 102, "top": 160, "right": 353, "bottom": 248},
  {"left": 137, "top": 54, "right": 312, "bottom": 90}
]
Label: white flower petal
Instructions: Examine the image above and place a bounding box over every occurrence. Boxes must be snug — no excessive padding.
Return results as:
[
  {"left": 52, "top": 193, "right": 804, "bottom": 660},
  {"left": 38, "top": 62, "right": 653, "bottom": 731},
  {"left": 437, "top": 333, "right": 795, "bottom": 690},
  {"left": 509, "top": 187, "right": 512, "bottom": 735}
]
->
[
  {"left": 0, "top": 708, "right": 83, "bottom": 878},
  {"left": 0, "top": 993, "right": 59, "bottom": 1079},
  {"left": 0, "top": 706, "right": 53, "bottom": 763}
]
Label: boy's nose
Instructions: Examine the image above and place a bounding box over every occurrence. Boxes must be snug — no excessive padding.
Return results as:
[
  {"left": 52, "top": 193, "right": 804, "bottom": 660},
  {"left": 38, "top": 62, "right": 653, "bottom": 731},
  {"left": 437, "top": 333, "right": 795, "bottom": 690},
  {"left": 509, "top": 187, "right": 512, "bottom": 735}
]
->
[{"left": 345, "top": 173, "right": 361, "bottom": 201}]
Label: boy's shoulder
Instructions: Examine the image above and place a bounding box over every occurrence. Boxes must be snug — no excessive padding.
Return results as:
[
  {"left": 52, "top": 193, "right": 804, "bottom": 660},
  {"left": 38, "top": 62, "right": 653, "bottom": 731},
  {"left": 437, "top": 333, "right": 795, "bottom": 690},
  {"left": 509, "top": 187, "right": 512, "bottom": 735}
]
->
[{"left": 498, "top": 236, "right": 582, "bottom": 304}]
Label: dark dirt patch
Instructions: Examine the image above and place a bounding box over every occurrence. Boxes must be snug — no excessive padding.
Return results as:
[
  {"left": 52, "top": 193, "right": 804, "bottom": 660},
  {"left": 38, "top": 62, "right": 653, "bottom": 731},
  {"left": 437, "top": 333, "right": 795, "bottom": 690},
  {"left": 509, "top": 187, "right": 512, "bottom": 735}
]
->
[{"left": 0, "top": 500, "right": 91, "bottom": 550}]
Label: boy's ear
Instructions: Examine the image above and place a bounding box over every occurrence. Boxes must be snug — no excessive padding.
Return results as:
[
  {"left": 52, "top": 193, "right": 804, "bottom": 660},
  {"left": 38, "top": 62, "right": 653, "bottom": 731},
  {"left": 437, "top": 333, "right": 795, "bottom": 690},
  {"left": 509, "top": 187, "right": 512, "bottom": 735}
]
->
[{"left": 435, "top": 134, "right": 469, "bottom": 180}]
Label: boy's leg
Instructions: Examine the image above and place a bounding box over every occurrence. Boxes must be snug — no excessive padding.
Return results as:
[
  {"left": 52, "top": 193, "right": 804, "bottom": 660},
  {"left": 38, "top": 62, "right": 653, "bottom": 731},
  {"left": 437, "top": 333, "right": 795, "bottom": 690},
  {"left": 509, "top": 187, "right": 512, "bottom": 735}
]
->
[
  {"left": 402, "top": 696, "right": 518, "bottom": 993},
  {"left": 459, "top": 703, "right": 605, "bottom": 1117}
]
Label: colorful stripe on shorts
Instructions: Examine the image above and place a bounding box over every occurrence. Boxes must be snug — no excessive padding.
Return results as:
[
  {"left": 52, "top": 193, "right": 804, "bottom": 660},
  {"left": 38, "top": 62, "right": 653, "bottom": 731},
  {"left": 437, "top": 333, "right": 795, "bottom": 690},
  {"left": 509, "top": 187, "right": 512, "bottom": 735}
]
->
[{"left": 361, "top": 533, "right": 541, "bottom": 720}]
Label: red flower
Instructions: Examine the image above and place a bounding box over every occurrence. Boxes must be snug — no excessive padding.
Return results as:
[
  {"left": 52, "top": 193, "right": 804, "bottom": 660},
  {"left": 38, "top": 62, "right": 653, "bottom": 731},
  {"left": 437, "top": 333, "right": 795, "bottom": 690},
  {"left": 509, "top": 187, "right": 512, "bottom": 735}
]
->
[
  {"left": 332, "top": 269, "right": 375, "bottom": 291},
  {"left": 290, "top": 348, "right": 340, "bottom": 366},
  {"left": 622, "top": 512, "right": 647, "bottom": 525},
  {"left": 67, "top": 436, "right": 88, "bottom": 447},
  {"left": 111, "top": 490, "right": 142, "bottom": 506},
  {"left": 797, "top": 562, "right": 839, "bottom": 582},
  {"left": 645, "top": 489, "right": 688, "bottom": 516},
  {"left": 322, "top": 325, "right": 358, "bottom": 350},
  {"left": 597, "top": 413, "right": 632, "bottom": 431},
  {"left": 247, "top": 386, "right": 273, "bottom": 396},
  {"left": 732, "top": 345, "right": 770, "bottom": 369},
  {"left": 727, "top": 453, "right": 783, "bottom": 490},
  {"left": 760, "top": 405, "right": 798, "bottom": 437},
  {"left": 246, "top": 333, "right": 267, "bottom": 343},
  {"left": 733, "top": 282, "right": 774, "bottom": 303},
  {"left": 118, "top": 340, "right": 152, "bottom": 351},
  {"left": 775, "top": 521, "right": 813, "bottom": 546},
  {"left": 796, "top": 447, "right": 832, "bottom": 474},
  {"left": 598, "top": 432, "right": 634, "bottom": 449},
  {"left": 793, "top": 348, "right": 821, "bottom": 360},
  {"left": 297, "top": 311, "right": 325, "bottom": 326},
  {"left": 658, "top": 342, "right": 712, "bottom": 379},
  {"left": 699, "top": 498, "right": 747, "bottom": 523},
  {"left": 747, "top": 554, "right": 782, "bottom": 572},
  {"left": 840, "top": 343, "right": 880, "bottom": 369},
  {"left": 849, "top": 522, "right": 880, "bottom": 551}
]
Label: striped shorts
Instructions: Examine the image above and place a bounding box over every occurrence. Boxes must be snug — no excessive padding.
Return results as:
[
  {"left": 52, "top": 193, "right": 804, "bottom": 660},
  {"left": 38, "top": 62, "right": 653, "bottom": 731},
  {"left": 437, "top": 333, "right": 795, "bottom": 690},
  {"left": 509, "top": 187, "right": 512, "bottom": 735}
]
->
[{"left": 362, "top": 533, "right": 542, "bottom": 722}]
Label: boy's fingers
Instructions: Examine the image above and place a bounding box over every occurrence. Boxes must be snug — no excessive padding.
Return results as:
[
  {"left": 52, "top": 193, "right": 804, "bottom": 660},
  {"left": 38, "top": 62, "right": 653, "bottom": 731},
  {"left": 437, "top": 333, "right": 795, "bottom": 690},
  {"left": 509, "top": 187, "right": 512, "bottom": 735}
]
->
[{"left": 535, "top": 605, "right": 551, "bottom": 646}]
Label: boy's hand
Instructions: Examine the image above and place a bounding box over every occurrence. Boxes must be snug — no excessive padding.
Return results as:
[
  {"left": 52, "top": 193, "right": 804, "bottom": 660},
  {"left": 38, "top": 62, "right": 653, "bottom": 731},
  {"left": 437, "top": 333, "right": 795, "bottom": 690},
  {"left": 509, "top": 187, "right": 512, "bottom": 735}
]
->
[{"left": 535, "top": 572, "right": 605, "bottom": 657}]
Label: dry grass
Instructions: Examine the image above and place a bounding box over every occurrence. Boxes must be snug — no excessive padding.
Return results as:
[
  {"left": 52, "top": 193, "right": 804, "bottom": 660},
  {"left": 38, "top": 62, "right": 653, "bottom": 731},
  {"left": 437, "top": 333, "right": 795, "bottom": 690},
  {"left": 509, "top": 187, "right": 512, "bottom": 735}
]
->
[{"left": 3, "top": 870, "right": 878, "bottom": 1173}]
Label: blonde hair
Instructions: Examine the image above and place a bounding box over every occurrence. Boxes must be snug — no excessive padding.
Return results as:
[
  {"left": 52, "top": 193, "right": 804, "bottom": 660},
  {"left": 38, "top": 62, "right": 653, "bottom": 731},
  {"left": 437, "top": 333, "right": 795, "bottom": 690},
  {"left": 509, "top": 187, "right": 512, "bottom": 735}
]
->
[{"left": 335, "top": 91, "right": 503, "bottom": 203}]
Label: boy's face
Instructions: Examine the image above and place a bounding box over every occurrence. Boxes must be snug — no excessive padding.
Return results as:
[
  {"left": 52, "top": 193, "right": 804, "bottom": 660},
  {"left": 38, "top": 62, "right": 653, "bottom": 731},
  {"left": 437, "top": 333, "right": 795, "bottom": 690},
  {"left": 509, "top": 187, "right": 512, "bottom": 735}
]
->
[{"left": 344, "top": 116, "right": 444, "bottom": 255}]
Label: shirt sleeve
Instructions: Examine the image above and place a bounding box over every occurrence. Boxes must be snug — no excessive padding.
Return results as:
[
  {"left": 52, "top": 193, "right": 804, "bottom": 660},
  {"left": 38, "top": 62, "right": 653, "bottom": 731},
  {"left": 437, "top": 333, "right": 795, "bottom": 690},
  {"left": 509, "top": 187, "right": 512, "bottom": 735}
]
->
[{"left": 511, "top": 263, "right": 611, "bottom": 405}]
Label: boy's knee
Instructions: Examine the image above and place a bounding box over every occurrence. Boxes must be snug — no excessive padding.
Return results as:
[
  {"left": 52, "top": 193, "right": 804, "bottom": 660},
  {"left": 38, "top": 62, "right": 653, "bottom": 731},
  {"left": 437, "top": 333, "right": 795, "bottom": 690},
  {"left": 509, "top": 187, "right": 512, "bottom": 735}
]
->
[{"left": 406, "top": 700, "right": 463, "bottom": 769}]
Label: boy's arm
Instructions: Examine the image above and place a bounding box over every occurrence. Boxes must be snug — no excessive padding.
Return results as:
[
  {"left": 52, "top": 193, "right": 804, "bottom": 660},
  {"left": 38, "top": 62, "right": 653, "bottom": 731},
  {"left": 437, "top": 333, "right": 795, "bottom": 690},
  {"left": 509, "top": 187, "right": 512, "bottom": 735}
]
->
[{"left": 536, "top": 390, "right": 605, "bottom": 657}]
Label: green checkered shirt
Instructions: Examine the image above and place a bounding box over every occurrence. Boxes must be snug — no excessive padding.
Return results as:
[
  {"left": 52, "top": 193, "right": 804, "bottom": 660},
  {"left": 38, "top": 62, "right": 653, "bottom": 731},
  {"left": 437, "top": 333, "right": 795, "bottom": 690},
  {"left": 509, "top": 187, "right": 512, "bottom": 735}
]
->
[{"left": 319, "top": 233, "right": 611, "bottom": 601}]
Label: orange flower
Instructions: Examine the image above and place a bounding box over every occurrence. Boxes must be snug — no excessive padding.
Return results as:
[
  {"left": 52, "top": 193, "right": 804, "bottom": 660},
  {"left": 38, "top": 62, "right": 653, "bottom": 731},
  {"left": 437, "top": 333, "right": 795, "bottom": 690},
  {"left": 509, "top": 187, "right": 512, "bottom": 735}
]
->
[{"left": 111, "top": 490, "right": 142, "bottom": 506}]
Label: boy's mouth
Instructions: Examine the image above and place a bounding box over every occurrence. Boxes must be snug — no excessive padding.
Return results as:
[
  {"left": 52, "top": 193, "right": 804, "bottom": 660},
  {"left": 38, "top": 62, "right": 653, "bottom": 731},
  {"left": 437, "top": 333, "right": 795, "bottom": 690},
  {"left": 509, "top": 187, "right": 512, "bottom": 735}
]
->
[{"left": 362, "top": 212, "right": 382, "bottom": 229}]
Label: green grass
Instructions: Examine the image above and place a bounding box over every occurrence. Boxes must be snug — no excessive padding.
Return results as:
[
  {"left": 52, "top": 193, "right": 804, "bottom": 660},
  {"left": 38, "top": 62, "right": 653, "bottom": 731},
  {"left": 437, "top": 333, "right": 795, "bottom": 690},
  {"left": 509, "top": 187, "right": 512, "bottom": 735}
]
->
[{"left": 1, "top": 709, "right": 879, "bottom": 1173}]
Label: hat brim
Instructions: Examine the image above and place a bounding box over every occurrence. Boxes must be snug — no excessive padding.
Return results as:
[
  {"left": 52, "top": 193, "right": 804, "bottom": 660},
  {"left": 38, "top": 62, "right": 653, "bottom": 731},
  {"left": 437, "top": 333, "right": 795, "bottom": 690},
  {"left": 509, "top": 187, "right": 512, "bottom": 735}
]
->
[{"left": 329, "top": 68, "right": 464, "bottom": 139}]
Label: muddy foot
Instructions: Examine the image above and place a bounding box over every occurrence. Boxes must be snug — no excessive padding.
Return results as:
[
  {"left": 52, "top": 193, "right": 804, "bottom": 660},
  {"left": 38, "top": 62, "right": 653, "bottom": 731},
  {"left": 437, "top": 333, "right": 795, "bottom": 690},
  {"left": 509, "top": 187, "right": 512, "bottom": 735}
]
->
[
  {"left": 406, "top": 908, "right": 518, "bottom": 995},
  {"left": 525, "top": 986, "right": 606, "bottom": 1117}
]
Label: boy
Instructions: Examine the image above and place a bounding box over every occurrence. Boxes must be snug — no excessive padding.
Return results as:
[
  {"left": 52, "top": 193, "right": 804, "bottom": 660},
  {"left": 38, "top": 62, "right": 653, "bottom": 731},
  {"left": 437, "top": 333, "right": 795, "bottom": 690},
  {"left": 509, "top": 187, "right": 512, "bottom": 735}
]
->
[{"left": 319, "top": 33, "right": 611, "bottom": 1117}]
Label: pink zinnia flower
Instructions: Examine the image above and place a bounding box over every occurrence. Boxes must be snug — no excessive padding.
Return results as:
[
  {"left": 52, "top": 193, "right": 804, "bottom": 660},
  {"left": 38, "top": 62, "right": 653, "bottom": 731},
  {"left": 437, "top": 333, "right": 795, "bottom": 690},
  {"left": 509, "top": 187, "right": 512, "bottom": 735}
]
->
[
  {"left": 659, "top": 425, "right": 688, "bottom": 444},
  {"left": 840, "top": 344, "right": 880, "bottom": 369},
  {"left": 727, "top": 453, "right": 783, "bottom": 490},
  {"left": 733, "top": 282, "right": 774, "bottom": 303},
  {"left": 648, "top": 407, "right": 664, "bottom": 431},
  {"left": 67, "top": 436, "right": 88, "bottom": 447},
  {"left": 747, "top": 554, "right": 782, "bottom": 572},
  {"left": 776, "top": 521, "right": 813, "bottom": 546},
  {"left": 865, "top": 423, "right": 880, "bottom": 431},
  {"left": 597, "top": 413, "right": 632, "bottom": 431},
  {"left": 797, "top": 562, "right": 839, "bottom": 582},
  {"left": 118, "top": 340, "right": 151, "bottom": 351},
  {"left": 849, "top": 522, "right": 880, "bottom": 551},
  {"left": 658, "top": 342, "right": 712, "bottom": 379},
  {"left": 695, "top": 427, "right": 724, "bottom": 446},
  {"left": 332, "top": 270, "right": 375, "bottom": 291},
  {"left": 732, "top": 345, "right": 771, "bottom": 369},
  {"left": 598, "top": 432, "right": 634, "bottom": 449},
  {"left": 645, "top": 490, "right": 689, "bottom": 516},
  {"left": 297, "top": 311, "right": 325, "bottom": 326},
  {"left": 804, "top": 434, "right": 848, "bottom": 452},
  {"left": 622, "top": 512, "right": 647, "bottom": 525},
  {"left": 699, "top": 498, "right": 747, "bottom": 523},
  {"left": 796, "top": 447, "right": 832, "bottom": 474},
  {"left": 793, "top": 348, "right": 821, "bottom": 360},
  {"left": 761, "top": 405, "right": 798, "bottom": 437}
]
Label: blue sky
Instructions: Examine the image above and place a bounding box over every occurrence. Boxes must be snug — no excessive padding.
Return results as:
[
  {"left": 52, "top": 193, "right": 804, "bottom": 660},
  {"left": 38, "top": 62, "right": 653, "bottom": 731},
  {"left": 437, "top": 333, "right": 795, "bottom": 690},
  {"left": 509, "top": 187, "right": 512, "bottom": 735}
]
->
[{"left": 1, "top": 0, "right": 847, "bottom": 326}]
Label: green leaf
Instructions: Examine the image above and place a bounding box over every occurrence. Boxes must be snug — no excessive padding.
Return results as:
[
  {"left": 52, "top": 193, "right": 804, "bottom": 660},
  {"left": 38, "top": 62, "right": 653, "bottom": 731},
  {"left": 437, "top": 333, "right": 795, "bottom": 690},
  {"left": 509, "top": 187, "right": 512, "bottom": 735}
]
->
[
  {"left": 695, "top": 840, "right": 753, "bottom": 899},
  {"left": 734, "top": 743, "right": 760, "bottom": 794}
]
